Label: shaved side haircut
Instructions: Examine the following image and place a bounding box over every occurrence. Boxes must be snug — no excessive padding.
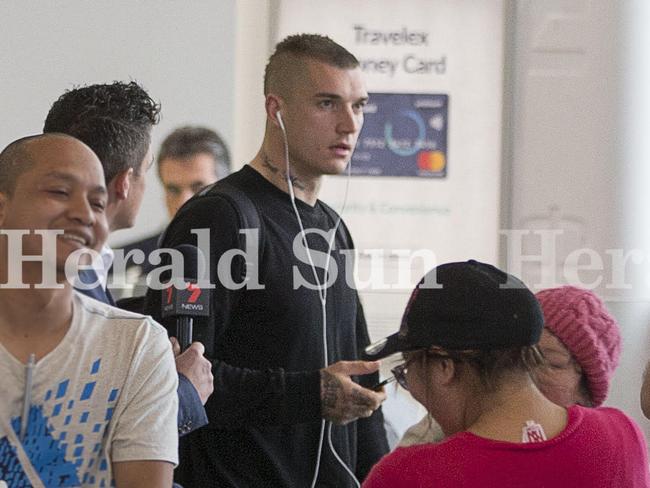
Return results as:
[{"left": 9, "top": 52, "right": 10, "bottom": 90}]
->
[{"left": 263, "top": 33, "right": 359, "bottom": 98}]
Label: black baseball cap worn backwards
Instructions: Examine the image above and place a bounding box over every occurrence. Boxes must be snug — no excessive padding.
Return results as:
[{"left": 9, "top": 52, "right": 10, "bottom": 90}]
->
[{"left": 364, "top": 260, "right": 544, "bottom": 360}]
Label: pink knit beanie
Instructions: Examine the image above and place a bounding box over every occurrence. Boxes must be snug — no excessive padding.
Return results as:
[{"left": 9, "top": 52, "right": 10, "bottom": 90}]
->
[{"left": 535, "top": 286, "right": 621, "bottom": 407}]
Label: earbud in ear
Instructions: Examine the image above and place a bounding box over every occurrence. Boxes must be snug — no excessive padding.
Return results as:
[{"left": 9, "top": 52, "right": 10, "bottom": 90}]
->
[{"left": 276, "top": 111, "right": 285, "bottom": 131}]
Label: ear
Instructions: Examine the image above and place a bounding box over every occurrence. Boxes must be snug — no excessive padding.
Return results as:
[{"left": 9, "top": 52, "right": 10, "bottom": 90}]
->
[
  {"left": 432, "top": 357, "right": 457, "bottom": 386},
  {"left": 110, "top": 168, "right": 133, "bottom": 201},
  {"left": 265, "top": 94, "right": 283, "bottom": 127}
]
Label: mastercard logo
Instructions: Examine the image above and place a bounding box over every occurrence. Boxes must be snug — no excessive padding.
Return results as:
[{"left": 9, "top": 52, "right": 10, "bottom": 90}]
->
[{"left": 417, "top": 151, "right": 446, "bottom": 172}]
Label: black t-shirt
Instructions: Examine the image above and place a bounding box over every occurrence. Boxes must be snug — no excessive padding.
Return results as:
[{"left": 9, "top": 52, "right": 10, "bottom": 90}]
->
[{"left": 146, "top": 165, "right": 388, "bottom": 488}]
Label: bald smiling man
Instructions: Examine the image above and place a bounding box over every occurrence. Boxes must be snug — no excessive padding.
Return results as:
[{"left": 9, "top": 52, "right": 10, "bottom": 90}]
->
[{"left": 0, "top": 134, "right": 178, "bottom": 487}]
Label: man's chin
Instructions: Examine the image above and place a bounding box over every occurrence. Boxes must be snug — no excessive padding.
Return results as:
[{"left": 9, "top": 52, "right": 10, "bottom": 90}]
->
[{"left": 324, "top": 158, "right": 351, "bottom": 176}]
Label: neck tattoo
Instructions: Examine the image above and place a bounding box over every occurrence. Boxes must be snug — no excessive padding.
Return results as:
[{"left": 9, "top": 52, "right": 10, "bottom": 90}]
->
[
  {"left": 262, "top": 152, "right": 279, "bottom": 174},
  {"left": 262, "top": 152, "right": 306, "bottom": 191}
]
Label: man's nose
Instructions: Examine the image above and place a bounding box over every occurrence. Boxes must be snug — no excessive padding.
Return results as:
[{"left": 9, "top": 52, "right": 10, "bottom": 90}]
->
[
  {"left": 67, "top": 195, "right": 94, "bottom": 225},
  {"left": 337, "top": 105, "right": 362, "bottom": 135}
]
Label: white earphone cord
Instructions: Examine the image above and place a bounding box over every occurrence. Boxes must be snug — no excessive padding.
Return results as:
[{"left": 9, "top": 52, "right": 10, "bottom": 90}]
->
[{"left": 276, "top": 113, "right": 359, "bottom": 488}]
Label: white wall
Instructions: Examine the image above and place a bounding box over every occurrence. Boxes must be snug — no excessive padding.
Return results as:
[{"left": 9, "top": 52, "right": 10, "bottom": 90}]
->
[
  {"left": 0, "top": 0, "right": 236, "bottom": 247},
  {"left": 231, "top": 0, "right": 274, "bottom": 170},
  {"left": 613, "top": 0, "right": 650, "bottom": 437},
  {"left": 506, "top": 0, "right": 650, "bottom": 440}
]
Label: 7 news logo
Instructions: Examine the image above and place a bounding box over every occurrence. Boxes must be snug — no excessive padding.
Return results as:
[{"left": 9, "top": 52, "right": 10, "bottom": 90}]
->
[
  {"left": 165, "top": 282, "right": 202, "bottom": 305},
  {"left": 162, "top": 281, "right": 210, "bottom": 318}
]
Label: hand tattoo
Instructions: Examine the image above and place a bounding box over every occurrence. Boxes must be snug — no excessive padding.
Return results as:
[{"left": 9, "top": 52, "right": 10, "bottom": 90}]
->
[
  {"left": 321, "top": 369, "right": 341, "bottom": 412},
  {"left": 320, "top": 369, "right": 377, "bottom": 425}
]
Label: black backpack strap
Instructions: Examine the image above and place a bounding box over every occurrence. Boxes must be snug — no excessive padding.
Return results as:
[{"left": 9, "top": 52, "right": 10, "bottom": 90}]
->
[
  {"left": 158, "top": 181, "right": 264, "bottom": 283},
  {"left": 199, "top": 182, "right": 263, "bottom": 282}
]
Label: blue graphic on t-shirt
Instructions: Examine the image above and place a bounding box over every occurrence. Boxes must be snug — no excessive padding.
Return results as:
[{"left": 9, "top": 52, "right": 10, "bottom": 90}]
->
[
  {"left": 1, "top": 406, "right": 80, "bottom": 486},
  {"left": 0, "top": 357, "right": 120, "bottom": 487},
  {"left": 0, "top": 436, "right": 30, "bottom": 487}
]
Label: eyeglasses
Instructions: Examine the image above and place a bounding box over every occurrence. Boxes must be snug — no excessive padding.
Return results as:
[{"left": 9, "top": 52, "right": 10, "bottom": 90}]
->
[
  {"left": 373, "top": 350, "right": 456, "bottom": 392},
  {"left": 370, "top": 361, "right": 411, "bottom": 391},
  {"left": 391, "top": 363, "right": 409, "bottom": 391}
]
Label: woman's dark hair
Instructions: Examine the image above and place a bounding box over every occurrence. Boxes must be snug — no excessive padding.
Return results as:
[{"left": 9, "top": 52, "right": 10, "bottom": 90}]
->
[{"left": 411, "top": 345, "right": 546, "bottom": 392}]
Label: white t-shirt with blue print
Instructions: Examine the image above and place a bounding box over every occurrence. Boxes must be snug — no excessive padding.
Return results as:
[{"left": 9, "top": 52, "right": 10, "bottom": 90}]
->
[{"left": 0, "top": 292, "right": 178, "bottom": 487}]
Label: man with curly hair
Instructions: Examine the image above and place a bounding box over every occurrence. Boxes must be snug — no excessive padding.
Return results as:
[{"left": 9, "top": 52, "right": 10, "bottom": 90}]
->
[
  {"left": 43, "top": 81, "right": 213, "bottom": 440},
  {"left": 44, "top": 81, "right": 159, "bottom": 238}
]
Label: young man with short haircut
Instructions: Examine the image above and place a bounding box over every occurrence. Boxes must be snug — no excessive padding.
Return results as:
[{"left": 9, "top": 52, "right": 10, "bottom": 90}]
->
[{"left": 147, "top": 34, "right": 389, "bottom": 487}]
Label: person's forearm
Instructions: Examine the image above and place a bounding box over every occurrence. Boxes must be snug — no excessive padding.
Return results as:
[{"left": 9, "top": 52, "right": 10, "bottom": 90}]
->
[
  {"left": 113, "top": 461, "right": 173, "bottom": 488},
  {"left": 204, "top": 360, "right": 322, "bottom": 428},
  {"left": 177, "top": 373, "right": 208, "bottom": 435}
]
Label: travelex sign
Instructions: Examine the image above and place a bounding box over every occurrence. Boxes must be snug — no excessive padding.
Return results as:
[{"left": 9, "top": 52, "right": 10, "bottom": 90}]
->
[{"left": 353, "top": 24, "right": 445, "bottom": 77}]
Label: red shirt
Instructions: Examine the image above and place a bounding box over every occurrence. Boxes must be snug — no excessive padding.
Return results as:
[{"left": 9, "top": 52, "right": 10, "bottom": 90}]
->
[{"left": 364, "top": 405, "right": 650, "bottom": 487}]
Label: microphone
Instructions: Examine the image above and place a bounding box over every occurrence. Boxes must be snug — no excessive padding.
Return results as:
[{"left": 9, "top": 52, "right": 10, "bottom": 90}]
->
[{"left": 161, "top": 244, "right": 210, "bottom": 351}]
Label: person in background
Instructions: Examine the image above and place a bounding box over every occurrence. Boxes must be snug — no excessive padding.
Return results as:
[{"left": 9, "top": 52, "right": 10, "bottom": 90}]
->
[
  {"left": 0, "top": 134, "right": 178, "bottom": 487},
  {"left": 43, "top": 82, "right": 213, "bottom": 439},
  {"left": 533, "top": 285, "right": 621, "bottom": 408},
  {"left": 399, "top": 284, "right": 622, "bottom": 446},
  {"left": 637, "top": 319, "right": 650, "bottom": 418},
  {"left": 363, "top": 261, "right": 649, "bottom": 487},
  {"left": 119, "top": 126, "right": 230, "bottom": 285}
]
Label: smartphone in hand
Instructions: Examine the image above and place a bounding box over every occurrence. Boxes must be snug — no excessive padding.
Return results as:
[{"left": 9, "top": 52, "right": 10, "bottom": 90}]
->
[{"left": 370, "top": 376, "right": 395, "bottom": 392}]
